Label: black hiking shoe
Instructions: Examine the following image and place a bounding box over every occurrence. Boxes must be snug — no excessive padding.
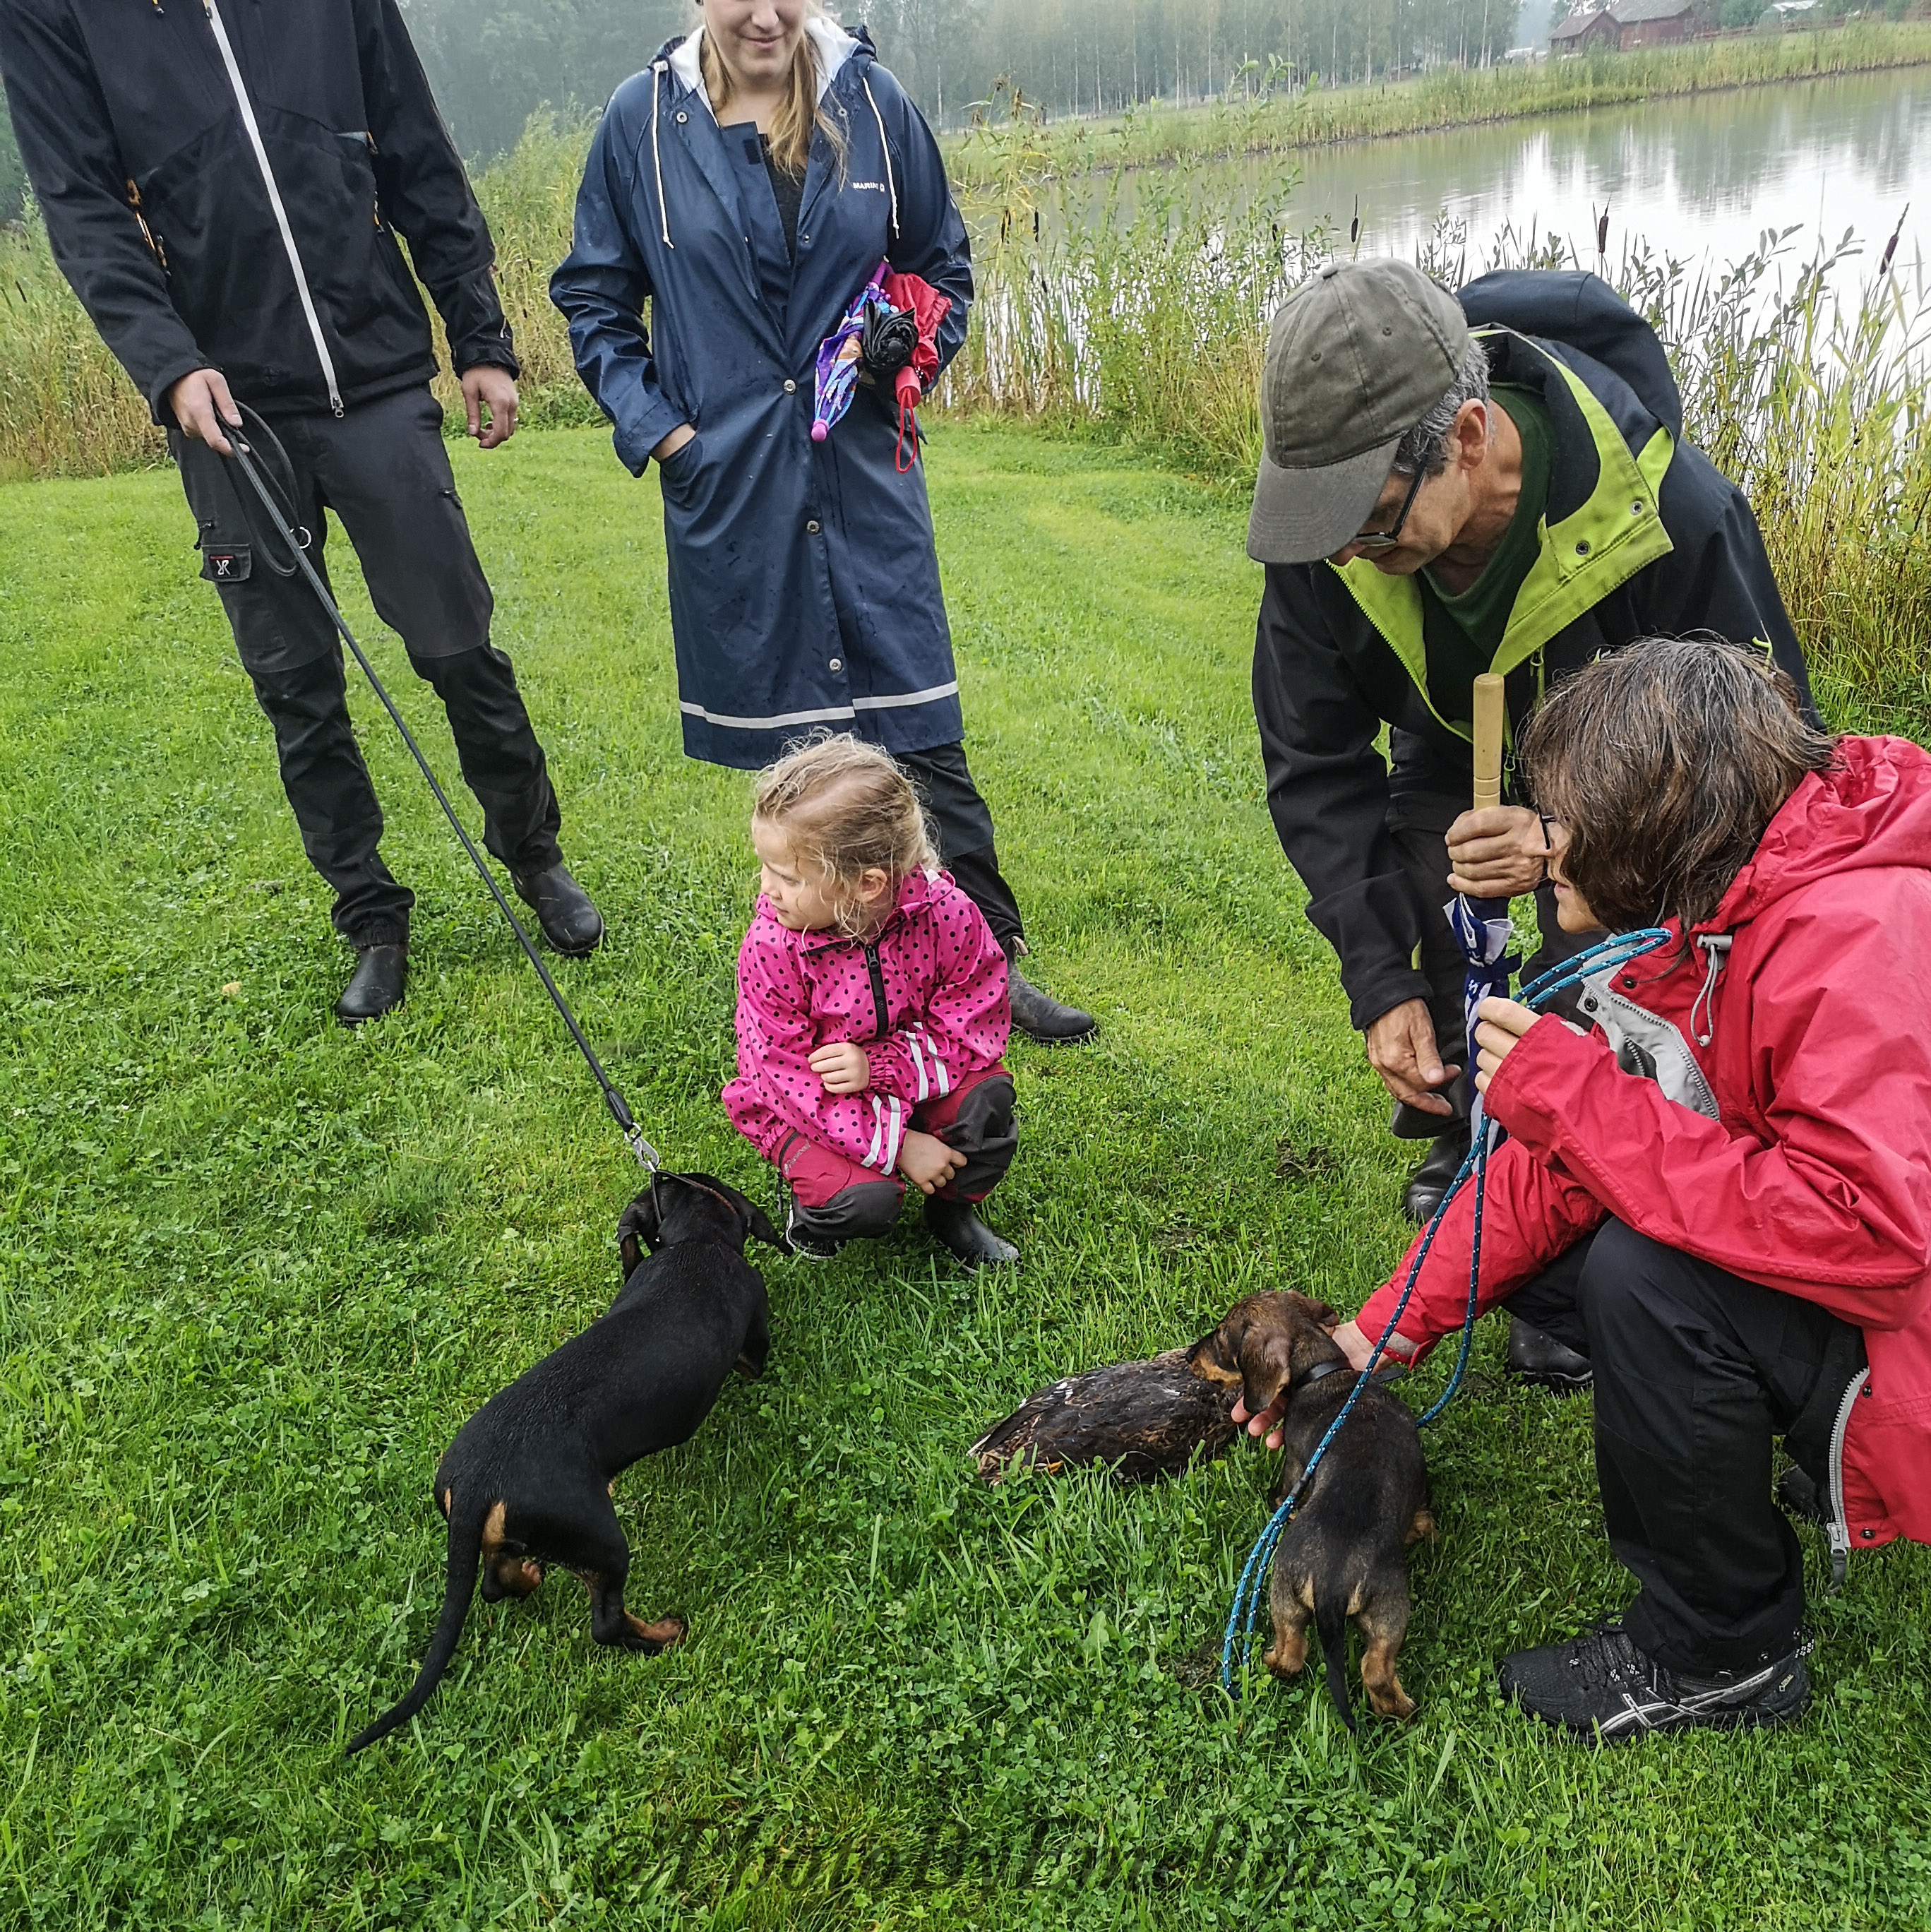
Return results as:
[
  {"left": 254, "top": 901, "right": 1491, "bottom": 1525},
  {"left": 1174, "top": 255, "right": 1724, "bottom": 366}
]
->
[
  {"left": 926, "top": 1195, "right": 1019, "bottom": 1268},
  {"left": 1497, "top": 1619, "right": 1811, "bottom": 1742}
]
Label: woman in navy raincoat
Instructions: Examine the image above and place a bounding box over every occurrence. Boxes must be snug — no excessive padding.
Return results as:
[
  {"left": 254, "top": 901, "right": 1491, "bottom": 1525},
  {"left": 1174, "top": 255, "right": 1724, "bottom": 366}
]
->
[{"left": 550, "top": 0, "right": 1092, "bottom": 1042}]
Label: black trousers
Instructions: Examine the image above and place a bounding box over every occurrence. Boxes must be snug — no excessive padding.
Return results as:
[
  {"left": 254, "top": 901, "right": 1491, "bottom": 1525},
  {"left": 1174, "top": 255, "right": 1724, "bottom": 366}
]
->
[
  {"left": 172, "top": 386, "right": 561, "bottom": 947},
  {"left": 1506, "top": 1220, "right": 1866, "bottom": 1676},
  {"left": 1385, "top": 731, "right": 1591, "bottom": 1140},
  {"left": 897, "top": 742, "right": 1024, "bottom": 952}
]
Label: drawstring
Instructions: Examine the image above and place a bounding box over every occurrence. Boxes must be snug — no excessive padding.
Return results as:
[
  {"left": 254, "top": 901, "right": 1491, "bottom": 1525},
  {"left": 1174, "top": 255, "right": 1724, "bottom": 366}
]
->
[
  {"left": 861, "top": 74, "right": 900, "bottom": 242},
  {"left": 1690, "top": 933, "right": 1731, "bottom": 1046},
  {"left": 651, "top": 61, "right": 674, "bottom": 249}
]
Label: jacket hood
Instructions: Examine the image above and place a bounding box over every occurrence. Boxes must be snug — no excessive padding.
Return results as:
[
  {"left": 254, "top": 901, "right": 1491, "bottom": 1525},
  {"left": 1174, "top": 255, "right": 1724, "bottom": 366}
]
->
[
  {"left": 1710, "top": 736, "right": 1931, "bottom": 929},
  {"left": 657, "top": 17, "right": 868, "bottom": 104}
]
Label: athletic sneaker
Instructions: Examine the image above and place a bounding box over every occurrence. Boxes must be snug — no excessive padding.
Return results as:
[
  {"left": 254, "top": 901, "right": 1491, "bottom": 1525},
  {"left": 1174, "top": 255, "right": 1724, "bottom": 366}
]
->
[{"left": 1497, "top": 1619, "right": 1811, "bottom": 1741}]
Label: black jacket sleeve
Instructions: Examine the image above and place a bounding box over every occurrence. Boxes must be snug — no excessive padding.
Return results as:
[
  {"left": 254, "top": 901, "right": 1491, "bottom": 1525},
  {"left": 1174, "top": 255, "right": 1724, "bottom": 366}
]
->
[
  {"left": 1636, "top": 440, "right": 1816, "bottom": 720},
  {"left": 0, "top": 0, "right": 209, "bottom": 417},
  {"left": 1253, "top": 564, "right": 1434, "bottom": 1032},
  {"left": 354, "top": 0, "right": 516, "bottom": 378}
]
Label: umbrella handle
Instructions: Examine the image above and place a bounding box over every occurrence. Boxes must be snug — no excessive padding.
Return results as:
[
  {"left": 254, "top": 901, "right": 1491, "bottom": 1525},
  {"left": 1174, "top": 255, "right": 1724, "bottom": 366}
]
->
[{"left": 1472, "top": 672, "right": 1505, "bottom": 813}]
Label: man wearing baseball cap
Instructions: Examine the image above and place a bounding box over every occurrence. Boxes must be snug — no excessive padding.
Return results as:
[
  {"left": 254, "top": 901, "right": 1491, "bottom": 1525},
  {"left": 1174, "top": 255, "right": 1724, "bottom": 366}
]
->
[{"left": 1248, "top": 258, "right": 1812, "bottom": 1385}]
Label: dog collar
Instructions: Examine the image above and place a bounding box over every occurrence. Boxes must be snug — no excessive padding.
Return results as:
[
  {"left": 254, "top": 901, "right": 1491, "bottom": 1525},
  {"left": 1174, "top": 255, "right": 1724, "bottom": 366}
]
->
[{"left": 1298, "top": 1359, "right": 1351, "bottom": 1385}]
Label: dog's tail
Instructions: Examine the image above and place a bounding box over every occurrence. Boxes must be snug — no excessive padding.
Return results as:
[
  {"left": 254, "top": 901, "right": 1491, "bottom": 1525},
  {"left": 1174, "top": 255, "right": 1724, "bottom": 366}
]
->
[
  {"left": 1314, "top": 1588, "right": 1357, "bottom": 1734},
  {"left": 345, "top": 1496, "right": 486, "bottom": 1755}
]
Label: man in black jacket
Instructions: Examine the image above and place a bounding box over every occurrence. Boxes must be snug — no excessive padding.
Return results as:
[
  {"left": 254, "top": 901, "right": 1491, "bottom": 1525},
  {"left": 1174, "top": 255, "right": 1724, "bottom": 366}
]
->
[
  {"left": 1248, "top": 261, "right": 1811, "bottom": 1378},
  {"left": 1, "top": 0, "right": 603, "bottom": 1022}
]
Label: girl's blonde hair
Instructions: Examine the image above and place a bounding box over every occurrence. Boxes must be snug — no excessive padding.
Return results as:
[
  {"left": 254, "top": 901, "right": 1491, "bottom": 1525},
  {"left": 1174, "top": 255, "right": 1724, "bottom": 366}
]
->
[
  {"left": 753, "top": 734, "right": 936, "bottom": 936},
  {"left": 698, "top": 6, "right": 847, "bottom": 178}
]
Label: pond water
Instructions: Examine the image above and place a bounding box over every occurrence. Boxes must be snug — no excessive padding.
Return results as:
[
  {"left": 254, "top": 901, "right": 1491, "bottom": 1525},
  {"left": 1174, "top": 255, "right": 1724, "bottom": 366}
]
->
[{"left": 1001, "top": 65, "right": 1931, "bottom": 278}]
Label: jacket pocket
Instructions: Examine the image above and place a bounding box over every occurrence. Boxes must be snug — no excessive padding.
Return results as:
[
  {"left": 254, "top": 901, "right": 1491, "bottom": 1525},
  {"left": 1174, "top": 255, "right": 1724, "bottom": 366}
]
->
[{"left": 656, "top": 432, "right": 706, "bottom": 508}]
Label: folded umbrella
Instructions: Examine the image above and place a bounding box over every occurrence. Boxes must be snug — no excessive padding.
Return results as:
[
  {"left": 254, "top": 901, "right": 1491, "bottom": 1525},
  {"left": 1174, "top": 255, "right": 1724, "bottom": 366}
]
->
[
  {"left": 809, "top": 261, "right": 954, "bottom": 471},
  {"left": 809, "top": 263, "right": 890, "bottom": 445}
]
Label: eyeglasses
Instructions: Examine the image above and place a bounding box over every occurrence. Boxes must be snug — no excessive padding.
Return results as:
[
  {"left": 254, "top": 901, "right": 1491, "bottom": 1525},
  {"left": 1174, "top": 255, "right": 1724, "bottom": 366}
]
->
[
  {"left": 1538, "top": 813, "right": 1562, "bottom": 851},
  {"left": 1349, "top": 467, "right": 1426, "bottom": 551}
]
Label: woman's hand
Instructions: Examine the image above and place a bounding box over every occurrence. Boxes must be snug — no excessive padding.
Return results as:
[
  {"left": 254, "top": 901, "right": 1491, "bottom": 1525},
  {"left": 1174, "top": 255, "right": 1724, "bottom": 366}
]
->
[
  {"left": 652, "top": 423, "right": 696, "bottom": 463},
  {"left": 809, "top": 1042, "right": 871, "bottom": 1095},
  {"left": 897, "top": 1130, "right": 967, "bottom": 1195},
  {"left": 1473, "top": 996, "right": 1542, "bottom": 1094},
  {"left": 1445, "top": 805, "right": 1548, "bottom": 897}
]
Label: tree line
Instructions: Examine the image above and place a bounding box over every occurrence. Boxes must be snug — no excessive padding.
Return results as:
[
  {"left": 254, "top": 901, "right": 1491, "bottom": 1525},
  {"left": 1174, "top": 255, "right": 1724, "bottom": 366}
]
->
[{"left": 0, "top": 0, "right": 1528, "bottom": 227}]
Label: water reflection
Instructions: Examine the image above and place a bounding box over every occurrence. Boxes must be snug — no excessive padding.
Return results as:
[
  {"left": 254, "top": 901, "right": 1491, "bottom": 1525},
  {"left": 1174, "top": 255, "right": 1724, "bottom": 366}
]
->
[{"left": 967, "top": 68, "right": 1931, "bottom": 270}]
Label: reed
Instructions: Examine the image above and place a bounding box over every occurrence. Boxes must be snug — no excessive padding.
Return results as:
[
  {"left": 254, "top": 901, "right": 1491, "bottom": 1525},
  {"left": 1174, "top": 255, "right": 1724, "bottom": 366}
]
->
[
  {"left": 944, "top": 149, "right": 1931, "bottom": 724},
  {"left": 3, "top": 105, "right": 1927, "bottom": 718},
  {"left": 945, "top": 23, "right": 1931, "bottom": 186}
]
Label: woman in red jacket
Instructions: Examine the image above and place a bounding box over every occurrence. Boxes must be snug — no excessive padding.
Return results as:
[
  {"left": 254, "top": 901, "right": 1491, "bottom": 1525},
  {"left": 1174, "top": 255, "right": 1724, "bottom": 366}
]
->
[{"left": 1244, "top": 637, "right": 1931, "bottom": 1739}]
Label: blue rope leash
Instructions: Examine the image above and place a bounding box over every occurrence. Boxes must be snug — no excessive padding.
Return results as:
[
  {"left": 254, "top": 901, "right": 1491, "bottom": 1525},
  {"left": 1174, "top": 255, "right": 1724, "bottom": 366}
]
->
[{"left": 1219, "top": 924, "right": 1670, "bottom": 1699}]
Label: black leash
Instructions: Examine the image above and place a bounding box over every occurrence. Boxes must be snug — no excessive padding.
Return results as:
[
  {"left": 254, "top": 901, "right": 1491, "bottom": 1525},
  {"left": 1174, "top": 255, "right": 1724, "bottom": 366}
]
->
[{"left": 217, "top": 407, "right": 660, "bottom": 1174}]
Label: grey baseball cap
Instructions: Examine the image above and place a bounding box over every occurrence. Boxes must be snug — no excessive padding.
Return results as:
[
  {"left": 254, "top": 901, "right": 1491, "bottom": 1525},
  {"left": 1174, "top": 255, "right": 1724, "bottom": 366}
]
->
[{"left": 1247, "top": 259, "right": 1471, "bottom": 566}]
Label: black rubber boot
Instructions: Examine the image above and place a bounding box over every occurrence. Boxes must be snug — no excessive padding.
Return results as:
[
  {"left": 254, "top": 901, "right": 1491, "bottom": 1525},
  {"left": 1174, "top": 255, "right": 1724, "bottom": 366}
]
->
[
  {"left": 1401, "top": 1129, "right": 1471, "bottom": 1224},
  {"left": 335, "top": 943, "right": 407, "bottom": 1026},
  {"left": 1007, "top": 956, "right": 1097, "bottom": 1045},
  {"left": 1506, "top": 1315, "right": 1594, "bottom": 1395},
  {"left": 925, "top": 1195, "right": 1019, "bottom": 1268},
  {"left": 512, "top": 863, "right": 604, "bottom": 956}
]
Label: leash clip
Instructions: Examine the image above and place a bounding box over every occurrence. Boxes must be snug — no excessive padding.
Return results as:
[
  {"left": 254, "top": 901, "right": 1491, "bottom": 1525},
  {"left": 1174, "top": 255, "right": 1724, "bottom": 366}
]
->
[{"left": 625, "top": 1125, "right": 662, "bottom": 1174}]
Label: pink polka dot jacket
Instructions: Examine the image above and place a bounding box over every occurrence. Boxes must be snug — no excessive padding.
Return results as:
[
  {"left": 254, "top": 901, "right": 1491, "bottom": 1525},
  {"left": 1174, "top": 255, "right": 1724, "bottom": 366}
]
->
[{"left": 724, "top": 866, "right": 1012, "bottom": 1174}]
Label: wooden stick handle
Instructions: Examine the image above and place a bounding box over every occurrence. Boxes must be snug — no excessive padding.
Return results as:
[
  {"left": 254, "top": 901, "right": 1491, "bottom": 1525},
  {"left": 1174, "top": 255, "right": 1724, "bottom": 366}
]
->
[{"left": 1472, "top": 672, "right": 1505, "bottom": 813}]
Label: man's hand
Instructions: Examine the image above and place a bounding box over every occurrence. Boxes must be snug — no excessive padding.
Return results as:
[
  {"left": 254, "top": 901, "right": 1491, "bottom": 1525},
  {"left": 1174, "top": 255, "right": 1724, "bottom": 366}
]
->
[
  {"left": 1230, "top": 1320, "right": 1418, "bottom": 1450},
  {"left": 1473, "top": 995, "right": 1542, "bottom": 1095},
  {"left": 1364, "top": 997, "right": 1459, "bottom": 1116},
  {"left": 1445, "top": 804, "right": 1547, "bottom": 898},
  {"left": 460, "top": 365, "right": 519, "bottom": 448},
  {"left": 651, "top": 422, "right": 696, "bottom": 463},
  {"left": 169, "top": 368, "right": 242, "bottom": 456},
  {"left": 809, "top": 1041, "right": 871, "bottom": 1095},
  {"left": 897, "top": 1129, "right": 967, "bottom": 1195}
]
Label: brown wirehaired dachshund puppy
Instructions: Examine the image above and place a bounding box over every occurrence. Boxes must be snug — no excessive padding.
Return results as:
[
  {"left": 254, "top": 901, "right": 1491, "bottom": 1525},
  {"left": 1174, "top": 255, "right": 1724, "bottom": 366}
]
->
[
  {"left": 1188, "top": 1290, "right": 1433, "bottom": 1729},
  {"left": 347, "top": 1173, "right": 784, "bottom": 1753}
]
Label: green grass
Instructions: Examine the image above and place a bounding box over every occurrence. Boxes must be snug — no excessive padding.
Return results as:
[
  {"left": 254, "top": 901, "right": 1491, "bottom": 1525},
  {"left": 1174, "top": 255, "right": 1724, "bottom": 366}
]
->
[
  {"left": 945, "top": 23, "right": 1931, "bottom": 185},
  {"left": 4, "top": 424, "right": 1930, "bottom": 1929}
]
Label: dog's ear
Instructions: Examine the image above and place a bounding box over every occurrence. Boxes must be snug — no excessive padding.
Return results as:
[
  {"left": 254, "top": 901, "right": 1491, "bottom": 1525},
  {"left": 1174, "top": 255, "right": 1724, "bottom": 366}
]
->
[
  {"left": 1239, "top": 1327, "right": 1296, "bottom": 1417},
  {"left": 1302, "top": 1297, "right": 1341, "bottom": 1330},
  {"left": 738, "top": 1194, "right": 790, "bottom": 1255},
  {"left": 617, "top": 1182, "right": 665, "bottom": 1282}
]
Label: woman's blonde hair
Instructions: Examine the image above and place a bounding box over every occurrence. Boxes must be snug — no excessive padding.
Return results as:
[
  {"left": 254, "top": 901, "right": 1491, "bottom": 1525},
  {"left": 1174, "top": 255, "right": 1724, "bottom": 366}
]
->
[
  {"left": 698, "top": 6, "right": 847, "bottom": 178},
  {"left": 753, "top": 734, "right": 936, "bottom": 936}
]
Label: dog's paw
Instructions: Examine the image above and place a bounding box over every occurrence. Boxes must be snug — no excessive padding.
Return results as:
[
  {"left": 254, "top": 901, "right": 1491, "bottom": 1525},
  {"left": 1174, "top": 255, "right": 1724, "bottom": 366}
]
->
[
  {"left": 1365, "top": 1681, "right": 1417, "bottom": 1719},
  {"left": 622, "top": 1612, "right": 687, "bottom": 1654},
  {"left": 1262, "top": 1638, "right": 1308, "bottom": 1678}
]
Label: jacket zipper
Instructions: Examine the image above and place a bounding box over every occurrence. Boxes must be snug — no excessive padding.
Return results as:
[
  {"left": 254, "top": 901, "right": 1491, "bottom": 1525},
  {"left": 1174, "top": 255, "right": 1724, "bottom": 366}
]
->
[
  {"left": 862, "top": 940, "right": 890, "bottom": 1040},
  {"left": 202, "top": 0, "right": 345, "bottom": 415},
  {"left": 1824, "top": 1366, "right": 1868, "bottom": 1590}
]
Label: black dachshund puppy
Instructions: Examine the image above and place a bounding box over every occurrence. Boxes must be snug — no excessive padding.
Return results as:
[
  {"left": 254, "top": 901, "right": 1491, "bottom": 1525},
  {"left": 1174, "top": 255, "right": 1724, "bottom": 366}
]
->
[
  {"left": 1188, "top": 1290, "right": 1433, "bottom": 1729},
  {"left": 347, "top": 1171, "right": 784, "bottom": 1753}
]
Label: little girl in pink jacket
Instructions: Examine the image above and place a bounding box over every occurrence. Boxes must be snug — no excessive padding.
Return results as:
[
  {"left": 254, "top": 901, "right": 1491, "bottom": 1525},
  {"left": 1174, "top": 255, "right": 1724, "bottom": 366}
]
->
[{"left": 724, "top": 735, "right": 1020, "bottom": 1266}]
